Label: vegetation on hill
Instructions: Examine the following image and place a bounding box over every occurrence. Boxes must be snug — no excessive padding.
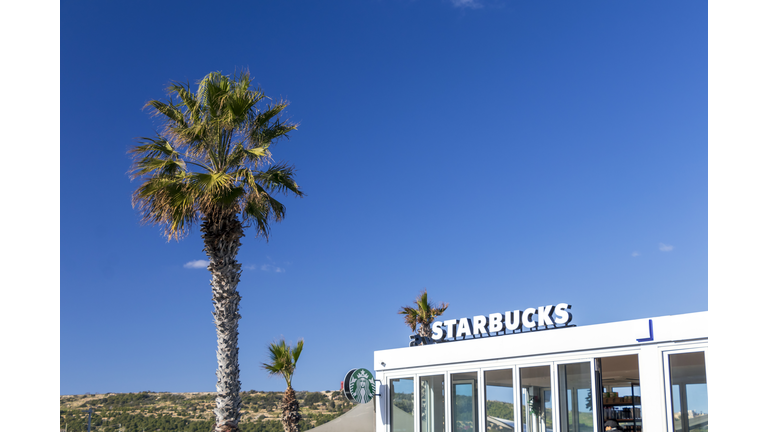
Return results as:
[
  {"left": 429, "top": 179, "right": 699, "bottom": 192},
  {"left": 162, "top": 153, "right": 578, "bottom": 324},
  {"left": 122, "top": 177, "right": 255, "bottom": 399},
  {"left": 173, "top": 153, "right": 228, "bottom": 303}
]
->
[
  {"left": 60, "top": 391, "right": 352, "bottom": 432},
  {"left": 486, "top": 400, "right": 515, "bottom": 422}
]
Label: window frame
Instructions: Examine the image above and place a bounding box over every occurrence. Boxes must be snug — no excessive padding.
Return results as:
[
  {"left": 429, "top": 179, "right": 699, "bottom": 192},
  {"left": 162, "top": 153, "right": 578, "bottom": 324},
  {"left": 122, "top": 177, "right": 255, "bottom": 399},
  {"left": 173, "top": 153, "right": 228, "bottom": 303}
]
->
[
  {"left": 661, "top": 346, "right": 708, "bottom": 432},
  {"left": 481, "top": 365, "right": 519, "bottom": 432}
]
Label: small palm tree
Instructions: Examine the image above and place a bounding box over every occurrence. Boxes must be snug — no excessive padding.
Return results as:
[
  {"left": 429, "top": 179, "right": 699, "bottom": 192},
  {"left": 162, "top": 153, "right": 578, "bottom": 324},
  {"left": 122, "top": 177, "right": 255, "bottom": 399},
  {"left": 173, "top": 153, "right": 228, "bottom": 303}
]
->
[
  {"left": 262, "top": 339, "right": 304, "bottom": 432},
  {"left": 399, "top": 289, "right": 449, "bottom": 343},
  {"left": 129, "top": 70, "right": 303, "bottom": 432}
]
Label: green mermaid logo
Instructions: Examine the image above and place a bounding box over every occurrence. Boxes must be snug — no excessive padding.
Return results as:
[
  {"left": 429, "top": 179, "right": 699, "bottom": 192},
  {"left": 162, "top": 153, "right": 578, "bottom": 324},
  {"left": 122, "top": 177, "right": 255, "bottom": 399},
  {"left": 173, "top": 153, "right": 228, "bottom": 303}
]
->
[{"left": 348, "top": 368, "right": 375, "bottom": 404}]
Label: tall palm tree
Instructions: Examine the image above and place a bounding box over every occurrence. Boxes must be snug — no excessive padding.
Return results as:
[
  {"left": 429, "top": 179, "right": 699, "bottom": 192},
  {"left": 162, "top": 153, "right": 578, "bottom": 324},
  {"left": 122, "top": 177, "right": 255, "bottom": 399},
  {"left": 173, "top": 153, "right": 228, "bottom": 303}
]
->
[
  {"left": 129, "top": 71, "right": 304, "bottom": 432},
  {"left": 398, "top": 289, "right": 449, "bottom": 343},
  {"left": 262, "top": 339, "right": 304, "bottom": 432}
]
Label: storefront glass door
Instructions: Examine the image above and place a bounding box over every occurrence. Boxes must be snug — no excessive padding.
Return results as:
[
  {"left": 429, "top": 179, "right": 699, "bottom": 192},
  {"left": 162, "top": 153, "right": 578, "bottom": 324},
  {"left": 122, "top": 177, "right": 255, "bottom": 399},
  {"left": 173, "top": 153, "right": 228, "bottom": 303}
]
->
[
  {"left": 600, "top": 355, "right": 641, "bottom": 432},
  {"left": 421, "top": 374, "right": 446, "bottom": 432},
  {"left": 557, "top": 362, "right": 595, "bottom": 432},
  {"left": 667, "top": 351, "right": 707, "bottom": 432},
  {"left": 451, "top": 372, "right": 478, "bottom": 432},
  {"left": 484, "top": 369, "right": 515, "bottom": 432},
  {"left": 520, "top": 365, "right": 552, "bottom": 432},
  {"left": 392, "top": 377, "right": 415, "bottom": 432}
]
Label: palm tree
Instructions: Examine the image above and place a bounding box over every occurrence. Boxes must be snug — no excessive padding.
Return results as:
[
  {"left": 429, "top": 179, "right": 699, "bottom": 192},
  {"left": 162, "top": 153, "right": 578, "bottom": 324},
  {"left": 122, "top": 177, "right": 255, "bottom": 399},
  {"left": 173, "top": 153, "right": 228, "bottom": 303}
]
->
[
  {"left": 398, "top": 289, "right": 449, "bottom": 343},
  {"left": 129, "top": 70, "right": 304, "bottom": 432},
  {"left": 262, "top": 339, "right": 304, "bottom": 432}
]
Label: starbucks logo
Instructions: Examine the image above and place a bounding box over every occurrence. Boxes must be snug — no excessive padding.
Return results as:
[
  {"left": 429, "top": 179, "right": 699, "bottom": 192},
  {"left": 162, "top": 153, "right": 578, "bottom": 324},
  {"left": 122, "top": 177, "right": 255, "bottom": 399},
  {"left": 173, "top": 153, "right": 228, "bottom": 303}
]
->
[{"left": 342, "top": 368, "right": 376, "bottom": 404}]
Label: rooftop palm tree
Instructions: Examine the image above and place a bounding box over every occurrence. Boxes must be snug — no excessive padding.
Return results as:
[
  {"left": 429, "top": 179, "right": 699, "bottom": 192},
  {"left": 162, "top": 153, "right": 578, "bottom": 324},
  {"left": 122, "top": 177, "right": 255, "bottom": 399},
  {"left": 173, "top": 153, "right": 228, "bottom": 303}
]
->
[
  {"left": 129, "top": 70, "right": 304, "bottom": 432},
  {"left": 399, "top": 289, "right": 449, "bottom": 343},
  {"left": 262, "top": 339, "right": 304, "bottom": 432}
]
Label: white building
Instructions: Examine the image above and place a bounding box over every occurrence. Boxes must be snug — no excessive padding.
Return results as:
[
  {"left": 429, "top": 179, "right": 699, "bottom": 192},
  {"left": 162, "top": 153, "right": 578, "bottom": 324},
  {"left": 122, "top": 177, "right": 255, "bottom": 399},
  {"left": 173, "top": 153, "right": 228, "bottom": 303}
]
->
[{"left": 373, "top": 310, "right": 707, "bottom": 432}]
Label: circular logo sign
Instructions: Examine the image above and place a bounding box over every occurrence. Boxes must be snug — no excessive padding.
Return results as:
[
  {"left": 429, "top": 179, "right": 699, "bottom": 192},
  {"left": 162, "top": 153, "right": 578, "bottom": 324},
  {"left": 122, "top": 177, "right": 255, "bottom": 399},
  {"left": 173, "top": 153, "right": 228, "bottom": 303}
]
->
[{"left": 342, "top": 368, "right": 375, "bottom": 404}]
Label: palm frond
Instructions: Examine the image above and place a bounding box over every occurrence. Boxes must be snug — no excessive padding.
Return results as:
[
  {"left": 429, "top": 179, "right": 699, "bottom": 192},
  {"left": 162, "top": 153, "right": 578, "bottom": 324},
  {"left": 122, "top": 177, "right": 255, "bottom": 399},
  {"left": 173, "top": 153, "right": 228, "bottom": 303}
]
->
[
  {"left": 398, "top": 306, "right": 420, "bottom": 331},
  {"left": 243, "top": 145, "right": 272, "bottom": 165},
  {"left": 247, "top": 102, "right": 295, "bottom": 146},
  {"left": 133, "top": 157, "right": 186, "bottom": 177},
  {"left": 215, "top": 186, "right": 245, "bottom": 208},
  {"left": 241, "top": 186, "right": 287, "bottom": 240},
  {"left": 129, "top": 136, "right": 177, "bottom": 158},
  {"left": 292, "top": 340, "right": 304, "bottom": 364},
  {"left": 254, "top": 164, "right": 304, "bottom": 196},
  {"left": 144, "top": 100, "right": 188, "bottom": 129},
  {"left": 167, "top": 81, "right": 202, "bottom": 122},
  {"left": 262, "top": 339, "right": 303, "bottom": 388},
  {"left": 130, "top": 70, "right": 303, "bottom": 241},
  {"left": 131, "top": 176, "right": 200, "bottom": 240},
  {"left": 129, "top": 137, "right": 187, "bottom": 179},
  {"left": 249, "top": 118, "right": 297, "bottom": 147},
  {"left": 189, "top": 172, "right": 232, "bottom": 194},
  {"left": 398, "top": 289, "right": 449, "bottom": 336}
]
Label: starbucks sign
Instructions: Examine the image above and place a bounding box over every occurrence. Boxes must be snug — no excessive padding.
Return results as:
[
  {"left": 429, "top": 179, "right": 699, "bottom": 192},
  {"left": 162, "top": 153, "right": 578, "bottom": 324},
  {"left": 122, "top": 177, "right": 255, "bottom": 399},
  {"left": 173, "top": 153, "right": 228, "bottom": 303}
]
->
[
  {"left": 409, "top": 303, "right": 574, "bottom": 346},
  {"left": 342, "top": 368, "right": 375, "bottom": 404}
]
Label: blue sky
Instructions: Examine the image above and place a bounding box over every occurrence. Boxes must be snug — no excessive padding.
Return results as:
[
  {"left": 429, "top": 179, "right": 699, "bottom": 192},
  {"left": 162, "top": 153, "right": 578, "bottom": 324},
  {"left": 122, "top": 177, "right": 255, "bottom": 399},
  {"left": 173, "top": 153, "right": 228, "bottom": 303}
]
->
[
  {"left": 11, "top": 4, "right": 768, "bottom": 424},
  {"left": 54, "top": 0, "right": 712, "bottom": 396}
]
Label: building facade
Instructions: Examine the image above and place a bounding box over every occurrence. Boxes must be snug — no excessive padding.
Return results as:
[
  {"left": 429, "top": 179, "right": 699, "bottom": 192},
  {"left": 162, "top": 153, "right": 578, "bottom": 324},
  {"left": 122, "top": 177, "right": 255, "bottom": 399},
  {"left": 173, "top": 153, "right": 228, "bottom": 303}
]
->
[{"left": 373, "top": 311, "right": 707, "bottom": 432}]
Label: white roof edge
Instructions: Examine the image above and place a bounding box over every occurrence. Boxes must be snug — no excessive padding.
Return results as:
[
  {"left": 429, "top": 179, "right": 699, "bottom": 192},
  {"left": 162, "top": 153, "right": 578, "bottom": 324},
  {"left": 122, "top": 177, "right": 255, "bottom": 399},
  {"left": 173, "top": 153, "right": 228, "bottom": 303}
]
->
[{"left": 374, "top": 310, "right": 708, "bottom": 372}]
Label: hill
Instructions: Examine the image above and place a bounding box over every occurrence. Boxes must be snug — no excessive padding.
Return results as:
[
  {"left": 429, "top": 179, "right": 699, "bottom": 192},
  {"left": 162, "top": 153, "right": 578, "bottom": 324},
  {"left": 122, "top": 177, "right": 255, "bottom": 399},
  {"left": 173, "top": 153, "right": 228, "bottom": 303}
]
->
[{"left": 60, "top": 390, "right": 354, "bottom": 432}]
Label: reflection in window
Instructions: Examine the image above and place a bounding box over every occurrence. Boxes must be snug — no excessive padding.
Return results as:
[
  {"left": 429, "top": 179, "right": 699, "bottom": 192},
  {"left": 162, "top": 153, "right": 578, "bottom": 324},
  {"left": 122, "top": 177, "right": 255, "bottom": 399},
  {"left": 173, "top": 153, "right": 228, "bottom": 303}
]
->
[
  {"left": 557, "top": 362, "right": 593, "bottom": 432},
  {"left": 520, "top": 366, "right": 552, "bottom": 432},
  {"left": 392, "top": 378, "right": 415, "bottom": 432},
  {"left": 452, "top": 372, "right": 478, "bottom": 432},
  {"left": 420, "top": 375, "right": 445, "bottom": 432},
  {"left": 485, "top": 369, "right": 515, "bottom": 432},
  {"left": 669, "top": 352, "right": 707, "bottom": 432}
]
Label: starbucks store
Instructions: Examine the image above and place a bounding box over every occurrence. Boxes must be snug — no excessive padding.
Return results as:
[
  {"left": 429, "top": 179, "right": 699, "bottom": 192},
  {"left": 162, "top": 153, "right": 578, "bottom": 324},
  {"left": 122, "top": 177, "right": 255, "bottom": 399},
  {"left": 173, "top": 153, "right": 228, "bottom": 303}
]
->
[{"left": 372, "top": 308, "right": 707, "bottom": 432}]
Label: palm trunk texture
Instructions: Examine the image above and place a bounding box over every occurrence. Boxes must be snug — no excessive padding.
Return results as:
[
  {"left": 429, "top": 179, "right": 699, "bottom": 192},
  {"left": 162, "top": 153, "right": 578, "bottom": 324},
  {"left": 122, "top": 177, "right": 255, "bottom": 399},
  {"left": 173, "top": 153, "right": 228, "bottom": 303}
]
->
[
  {"left": 418, "top": 324, "right": 432, "bottom": 345},
  {"left": 281, "top": 387, "right": 302, "bottom": 432},
  {"left": 203, "top": 211, "right": 244, "bottom": 432}
]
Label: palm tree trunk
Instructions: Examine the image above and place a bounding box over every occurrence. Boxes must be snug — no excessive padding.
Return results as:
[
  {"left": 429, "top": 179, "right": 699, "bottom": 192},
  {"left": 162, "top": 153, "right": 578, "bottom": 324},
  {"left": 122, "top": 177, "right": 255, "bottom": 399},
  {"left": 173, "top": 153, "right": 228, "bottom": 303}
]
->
[
  {"left": 418, "top": 323, "right": 432, "bottom": 345},
  {"left": 281, "top": 387, "right": 301, "bottom": 432},
  {"left": 202, "top": 211, "right": 244, "bottom": 432}
]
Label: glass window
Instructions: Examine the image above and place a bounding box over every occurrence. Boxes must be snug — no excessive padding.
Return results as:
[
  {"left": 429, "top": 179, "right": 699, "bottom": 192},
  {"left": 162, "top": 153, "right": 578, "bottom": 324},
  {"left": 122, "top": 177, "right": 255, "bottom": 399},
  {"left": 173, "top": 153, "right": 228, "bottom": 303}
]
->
[
  {"left": 600, "top": 355, "right": 641, "bottom": 432},
  {"left": 452, "top": 372, "right": 478, "bottom": 432},
  {"left": 669, "top": 352, "right": 707, "bottom": 432},
  {"left": 557, "top": 362, "right": 593, "bottom": 432},
  {"left": 420, "top": 375, "right": 445, "bottom": 432},
  {"left": 485, "top": 369, "right": 515, "bottom": 432},
  {"left": 520, "top": 365, "right": 552, "bottom": 432},
  {"left": 392, "top": 378, "right": 415, "bottom": 432}
]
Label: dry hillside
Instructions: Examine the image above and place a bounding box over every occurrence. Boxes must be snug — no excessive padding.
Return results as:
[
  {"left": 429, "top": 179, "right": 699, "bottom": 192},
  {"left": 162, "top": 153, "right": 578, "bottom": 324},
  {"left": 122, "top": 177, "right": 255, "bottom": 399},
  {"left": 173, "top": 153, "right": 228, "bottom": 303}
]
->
[{"left": 60, "top": 390, "right": 354, "bottom": 432}]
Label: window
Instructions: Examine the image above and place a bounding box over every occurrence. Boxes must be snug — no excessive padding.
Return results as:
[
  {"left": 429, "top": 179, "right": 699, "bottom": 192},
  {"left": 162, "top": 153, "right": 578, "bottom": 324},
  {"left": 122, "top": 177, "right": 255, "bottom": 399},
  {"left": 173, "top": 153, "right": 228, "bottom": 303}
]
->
[
  {"left": 520, "top": 365, "right": 552, "bottom": 432},
  {"left": 392, "top": 378, "right": 415, "bottom": 432},
  {"left": 600, "top": 355, "right": 641, "bottom": 432},
  {"left": 484, "top": 369, "right": 515, "bottom": 432},
  {"left": 668, "top": 352, "right": 707, "bottom": 432},
  {"left": 557, "top": 362, "right": 593, "bottom": 432},
  {"left": 420, "top": 375, "right": 445, "bottom": 432},
  {"left": 452, "top": 372, "right": 478, "bottom": 432}
]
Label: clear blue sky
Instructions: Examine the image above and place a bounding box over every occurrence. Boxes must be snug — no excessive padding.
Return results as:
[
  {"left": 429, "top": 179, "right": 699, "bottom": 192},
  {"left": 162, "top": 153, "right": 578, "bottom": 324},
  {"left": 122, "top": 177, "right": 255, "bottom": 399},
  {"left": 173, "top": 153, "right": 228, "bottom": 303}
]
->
[{"left": 56, "top": 0, "right": 711, "bottom": 395}]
